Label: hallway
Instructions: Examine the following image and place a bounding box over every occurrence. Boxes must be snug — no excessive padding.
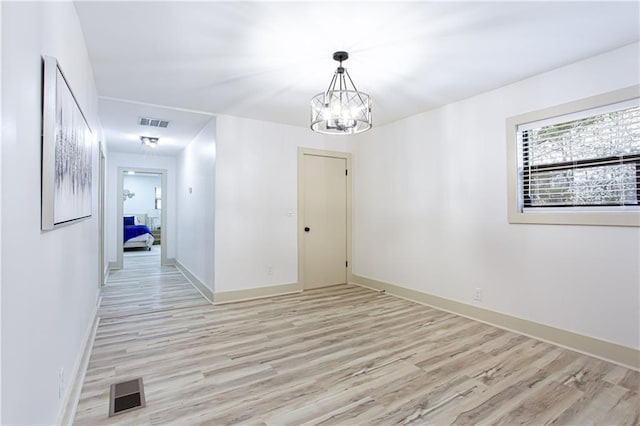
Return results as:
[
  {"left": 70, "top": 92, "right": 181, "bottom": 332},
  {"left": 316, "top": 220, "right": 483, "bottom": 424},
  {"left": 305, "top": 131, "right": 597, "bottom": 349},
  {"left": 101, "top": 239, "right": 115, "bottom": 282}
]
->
[
  {"left": 75, "top": 255, "right": 211, "bottom": 423},
  {"left": 99, "top": 252, "right": 209, "bottom": 319}
]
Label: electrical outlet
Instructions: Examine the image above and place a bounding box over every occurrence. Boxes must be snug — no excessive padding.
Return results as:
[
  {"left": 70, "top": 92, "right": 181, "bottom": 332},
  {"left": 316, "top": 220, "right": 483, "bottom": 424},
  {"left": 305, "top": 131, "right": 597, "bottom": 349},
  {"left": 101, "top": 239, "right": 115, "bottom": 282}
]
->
[
  {"left": 267, "top": 265, "right": 273, "bottom": 276},
  {"left": 58, "top": 368, "right": 64, "bottom": 399},
  {"left": 473, "top": 288, "right": 482, "bottom": 301}
]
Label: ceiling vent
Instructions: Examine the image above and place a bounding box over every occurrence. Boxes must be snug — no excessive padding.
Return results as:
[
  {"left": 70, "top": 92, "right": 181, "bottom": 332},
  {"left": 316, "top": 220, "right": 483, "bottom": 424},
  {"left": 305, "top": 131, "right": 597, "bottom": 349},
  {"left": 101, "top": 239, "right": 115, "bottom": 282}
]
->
[{"left": 138, "top": 117, "right": 169, "bottom": 128}]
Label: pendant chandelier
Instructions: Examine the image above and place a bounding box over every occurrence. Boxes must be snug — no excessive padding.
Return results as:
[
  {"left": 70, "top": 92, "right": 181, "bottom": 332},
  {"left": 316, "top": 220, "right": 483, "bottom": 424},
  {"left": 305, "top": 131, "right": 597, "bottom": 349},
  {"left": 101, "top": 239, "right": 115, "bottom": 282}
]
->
[{"left": 310, "top": 51, "right": 372, "bottom": 135}]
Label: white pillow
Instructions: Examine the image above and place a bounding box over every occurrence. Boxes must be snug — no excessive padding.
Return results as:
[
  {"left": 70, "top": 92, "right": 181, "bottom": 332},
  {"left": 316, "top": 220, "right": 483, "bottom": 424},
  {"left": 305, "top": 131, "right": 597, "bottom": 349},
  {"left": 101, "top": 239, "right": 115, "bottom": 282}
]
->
[{"left": 134, "top": 216, "right": 143, "bottom": 225}]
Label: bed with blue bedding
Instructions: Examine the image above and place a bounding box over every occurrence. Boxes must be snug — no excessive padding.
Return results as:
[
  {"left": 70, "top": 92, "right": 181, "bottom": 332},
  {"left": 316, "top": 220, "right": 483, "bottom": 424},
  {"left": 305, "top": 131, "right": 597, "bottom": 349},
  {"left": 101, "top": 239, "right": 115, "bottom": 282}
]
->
[{"left": 123, "top": 214, "right": 155, "bottom": 250}]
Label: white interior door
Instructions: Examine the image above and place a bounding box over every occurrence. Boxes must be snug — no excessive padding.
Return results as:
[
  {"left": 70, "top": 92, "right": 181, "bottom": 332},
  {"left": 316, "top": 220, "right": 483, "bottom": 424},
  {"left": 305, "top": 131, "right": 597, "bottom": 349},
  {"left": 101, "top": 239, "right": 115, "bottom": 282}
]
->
[{"left": 302, "top": 154, "right": 347, "bottom": 289}]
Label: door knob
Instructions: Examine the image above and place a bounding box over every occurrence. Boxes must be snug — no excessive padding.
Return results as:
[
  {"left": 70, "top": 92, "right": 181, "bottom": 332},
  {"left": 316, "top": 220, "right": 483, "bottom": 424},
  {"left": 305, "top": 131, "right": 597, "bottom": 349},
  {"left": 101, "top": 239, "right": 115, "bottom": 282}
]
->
[{"left": 304, "top": 227, "right": 310, "bottom": 232}]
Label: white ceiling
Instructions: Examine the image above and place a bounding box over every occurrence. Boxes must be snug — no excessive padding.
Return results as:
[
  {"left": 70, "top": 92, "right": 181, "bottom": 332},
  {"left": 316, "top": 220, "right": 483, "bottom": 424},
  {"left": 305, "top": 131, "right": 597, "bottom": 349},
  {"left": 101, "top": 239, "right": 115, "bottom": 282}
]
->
[
  {"left": 75, "top": 1, "right": 639, "bottom": 154},
  {"left": 98, "top": 98, "right": 213, "bottom": 155}
]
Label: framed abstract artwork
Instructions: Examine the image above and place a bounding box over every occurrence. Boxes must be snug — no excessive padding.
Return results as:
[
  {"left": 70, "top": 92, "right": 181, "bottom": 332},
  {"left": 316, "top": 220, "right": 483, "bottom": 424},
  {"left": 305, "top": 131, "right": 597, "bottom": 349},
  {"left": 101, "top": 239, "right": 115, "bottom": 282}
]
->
[{"left": 42, "top": 56, "right": 93, "bottom": 230}]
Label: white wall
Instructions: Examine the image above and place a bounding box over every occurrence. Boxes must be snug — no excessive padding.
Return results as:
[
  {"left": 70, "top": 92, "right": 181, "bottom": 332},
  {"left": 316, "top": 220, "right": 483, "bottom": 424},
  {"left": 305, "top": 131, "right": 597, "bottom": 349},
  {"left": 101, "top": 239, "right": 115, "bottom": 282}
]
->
[
  {"left": 1, "top": 2, "right": 102, "bottom": 424},
  {"left": 123, "top": 173, "right": 161, "bottom": 217},
  {"left": 215, "top": 115, "right": 353, "bottom": 292},
  {"left": 0, "top": 3, "right": 4, "bottom": 421},
  {"left": 352, "top": 43, "right": 640, "bottom": 350},
  {"left": 106, "top": 152, "right": 176, "bottom": 262},
  {"left": 176, "top": 118, "right": 216, "bottom": 291}
]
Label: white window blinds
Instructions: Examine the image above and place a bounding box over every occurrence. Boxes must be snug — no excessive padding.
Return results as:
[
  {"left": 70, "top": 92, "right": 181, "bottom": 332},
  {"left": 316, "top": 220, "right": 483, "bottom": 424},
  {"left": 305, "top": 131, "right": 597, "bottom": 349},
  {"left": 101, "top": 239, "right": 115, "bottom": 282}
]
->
[{"left": 517, "top": 99, "right": 640, "bottom": 209}]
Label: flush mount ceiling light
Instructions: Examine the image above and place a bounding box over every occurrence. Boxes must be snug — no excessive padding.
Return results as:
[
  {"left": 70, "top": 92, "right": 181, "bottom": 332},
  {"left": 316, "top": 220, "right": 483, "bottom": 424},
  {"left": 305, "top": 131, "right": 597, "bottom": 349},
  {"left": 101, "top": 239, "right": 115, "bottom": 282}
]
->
[
  {"left": 310, "top": 51, "right": 372, "bottom": 135},
  {"left": 140, "top": 136, "right": 159, "bottom": 147}
]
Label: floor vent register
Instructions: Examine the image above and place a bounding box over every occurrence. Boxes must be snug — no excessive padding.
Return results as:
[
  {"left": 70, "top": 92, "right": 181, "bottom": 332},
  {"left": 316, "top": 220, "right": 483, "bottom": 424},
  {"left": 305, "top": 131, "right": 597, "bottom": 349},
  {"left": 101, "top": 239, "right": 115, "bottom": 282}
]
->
[{"left": 109, "top": 378, "right": 146, "bottom": 416}]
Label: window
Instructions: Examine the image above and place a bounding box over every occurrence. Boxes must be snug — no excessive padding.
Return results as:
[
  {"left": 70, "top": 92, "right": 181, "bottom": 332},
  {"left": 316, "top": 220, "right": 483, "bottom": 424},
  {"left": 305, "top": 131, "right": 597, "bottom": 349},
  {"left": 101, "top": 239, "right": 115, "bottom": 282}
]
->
[
  {"left": 507, "top": 86, "right": 640, "bottom": 226},
  {"left": 155, "top": 187, "right": 161, "bottom": 210},
  {"left": 521, "top": 101, "right": 639, "bottom": 208}
]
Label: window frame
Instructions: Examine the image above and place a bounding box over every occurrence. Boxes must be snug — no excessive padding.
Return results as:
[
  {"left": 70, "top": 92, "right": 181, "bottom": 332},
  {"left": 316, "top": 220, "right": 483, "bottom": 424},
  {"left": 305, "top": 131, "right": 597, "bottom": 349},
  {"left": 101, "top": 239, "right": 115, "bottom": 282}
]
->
[
  {"left": 506, "top": 85, "right": 640, "bottom": 227},
  {"left": 154, "top": 186, "right": 162, "bottom": 210}
]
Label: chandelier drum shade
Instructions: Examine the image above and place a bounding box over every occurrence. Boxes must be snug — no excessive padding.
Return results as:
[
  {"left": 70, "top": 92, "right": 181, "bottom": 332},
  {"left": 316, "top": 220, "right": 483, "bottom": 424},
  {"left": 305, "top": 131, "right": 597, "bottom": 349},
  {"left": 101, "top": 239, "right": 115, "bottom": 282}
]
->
[{"left": 310, "top": 51, "right": 372, "bottom": 135}]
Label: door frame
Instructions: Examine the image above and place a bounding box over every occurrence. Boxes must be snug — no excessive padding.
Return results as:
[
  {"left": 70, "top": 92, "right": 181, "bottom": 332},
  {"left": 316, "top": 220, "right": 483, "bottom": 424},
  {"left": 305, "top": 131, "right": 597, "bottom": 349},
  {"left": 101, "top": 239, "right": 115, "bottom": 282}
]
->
[
  {"left": 98, "top": 144, "right": 106, "bottom": 287},
  {"left": 297, "top": 147, "right": 352, "bottom": 290},
  {"left": 116, "top": 167, "right": 168, "bottom": 269}
]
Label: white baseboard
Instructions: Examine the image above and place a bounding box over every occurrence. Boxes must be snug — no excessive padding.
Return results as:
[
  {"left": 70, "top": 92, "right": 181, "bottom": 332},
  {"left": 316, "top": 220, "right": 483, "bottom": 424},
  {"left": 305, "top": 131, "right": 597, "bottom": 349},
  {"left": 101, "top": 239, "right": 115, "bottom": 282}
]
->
[
  {"left": 168, "top": 259, "right": 302, "bottom": 305},
  {"left": 174, "top": 260, "right": 214, "bottom": 303},
  {"left": 56, "top": 303, "right": 100, "bottom": 425},
  {"left": 213, "top": 283, "right": 302, "bottom": 304},
  {"left": 107, "top": 261, "right": 118, "bottom": 270},
  {"left": 350, "top": 274, "right": 639, "bottom": 371}
]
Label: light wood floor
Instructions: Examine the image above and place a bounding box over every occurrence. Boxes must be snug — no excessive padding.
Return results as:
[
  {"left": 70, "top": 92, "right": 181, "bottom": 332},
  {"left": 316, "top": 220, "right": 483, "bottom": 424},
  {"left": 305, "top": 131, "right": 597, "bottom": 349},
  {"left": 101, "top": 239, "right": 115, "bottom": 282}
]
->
[
  {"left": 75, "top": 256, "right": 639, "bottom": 425},
  {"left": 99, "top": 254, "right": 210, "bottom": 319}
]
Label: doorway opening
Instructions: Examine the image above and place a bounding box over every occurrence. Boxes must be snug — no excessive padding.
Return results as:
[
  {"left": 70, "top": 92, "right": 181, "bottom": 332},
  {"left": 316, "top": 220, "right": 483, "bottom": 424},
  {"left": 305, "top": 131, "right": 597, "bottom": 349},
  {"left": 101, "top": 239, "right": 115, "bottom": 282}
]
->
[
  {"left": 297, "top": 148, "right": 352, "bottom": 290},
  {"left": 117, "top": 167, "right": 168, "bottom": 269}
]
